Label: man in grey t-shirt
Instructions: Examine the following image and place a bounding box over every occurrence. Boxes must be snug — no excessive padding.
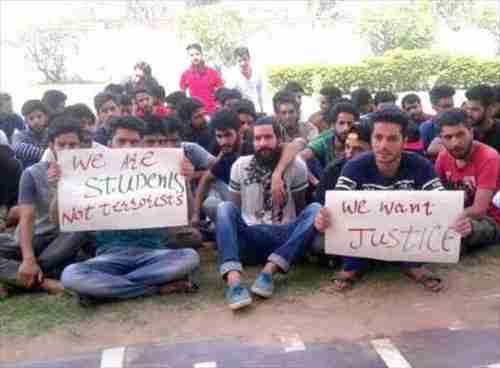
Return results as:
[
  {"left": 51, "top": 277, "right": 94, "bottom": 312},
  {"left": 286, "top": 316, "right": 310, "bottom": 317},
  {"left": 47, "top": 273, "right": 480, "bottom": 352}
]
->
[
  {"left": 216, "top": 118, "right": 321, "bottom": 310},
  {"left": 0, "top": 116, "right": 87, "bottom": 297}
]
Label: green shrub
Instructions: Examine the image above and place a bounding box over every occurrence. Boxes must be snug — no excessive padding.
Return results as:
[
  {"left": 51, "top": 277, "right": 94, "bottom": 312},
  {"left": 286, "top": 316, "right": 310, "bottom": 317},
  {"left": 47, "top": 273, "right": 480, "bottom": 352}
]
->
[{"left": 267, "top": 49, "right": 500, "bottom": 94}]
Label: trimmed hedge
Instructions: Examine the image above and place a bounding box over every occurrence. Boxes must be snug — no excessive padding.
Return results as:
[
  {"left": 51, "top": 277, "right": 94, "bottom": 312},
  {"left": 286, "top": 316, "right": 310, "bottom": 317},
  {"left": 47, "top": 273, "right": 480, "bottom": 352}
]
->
[{"left": 267, "top": 49, "right": 500, "bottom": 94}]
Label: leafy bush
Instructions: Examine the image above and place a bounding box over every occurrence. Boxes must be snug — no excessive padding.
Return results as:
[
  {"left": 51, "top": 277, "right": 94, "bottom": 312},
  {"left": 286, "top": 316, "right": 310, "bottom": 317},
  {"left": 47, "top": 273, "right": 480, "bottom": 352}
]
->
[{"left": 267, "top": 49, "right": 500, "bottom": 94}]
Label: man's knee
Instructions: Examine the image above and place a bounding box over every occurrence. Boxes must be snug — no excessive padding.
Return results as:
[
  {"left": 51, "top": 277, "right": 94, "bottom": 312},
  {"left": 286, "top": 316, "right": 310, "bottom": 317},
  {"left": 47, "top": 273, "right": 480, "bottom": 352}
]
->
[
  {"left": 216, "top": 201, "right": 238, "bottom": 219},
  {"left": 61, "top": 263, "right": 86, "bottom": 290}
]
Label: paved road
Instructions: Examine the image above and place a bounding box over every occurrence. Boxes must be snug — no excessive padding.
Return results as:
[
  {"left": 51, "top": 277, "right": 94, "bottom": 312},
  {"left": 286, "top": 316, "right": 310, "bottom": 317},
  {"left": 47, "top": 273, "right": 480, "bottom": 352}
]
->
[{"left": 4, "top": 327, "right": 499, "bottom": 368}]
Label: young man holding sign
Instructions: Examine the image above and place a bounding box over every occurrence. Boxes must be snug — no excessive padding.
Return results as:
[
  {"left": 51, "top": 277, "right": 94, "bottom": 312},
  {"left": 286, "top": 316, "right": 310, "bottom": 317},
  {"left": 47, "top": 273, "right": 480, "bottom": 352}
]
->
[
  {"left": 435, "top": 108, "right": 500, "bottom": 250},
  {"left": 0, "top": 116, "right": 88, "bottom": 297},
  {"left": 216, "top": 118, "right": 321, "bottom": 310},
  {"left": 60, "top": 116, "right": 200, "bottom": 303},
  {"left": 314, "top": 108, "right": 446, "bottom": 292}
]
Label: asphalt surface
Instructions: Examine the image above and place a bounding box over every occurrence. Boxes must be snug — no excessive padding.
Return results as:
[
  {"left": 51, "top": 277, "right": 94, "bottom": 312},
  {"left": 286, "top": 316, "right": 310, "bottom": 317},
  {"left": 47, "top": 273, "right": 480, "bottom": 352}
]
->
[{"left": 4, "top": 327, "right": 499, "bottom": 368}]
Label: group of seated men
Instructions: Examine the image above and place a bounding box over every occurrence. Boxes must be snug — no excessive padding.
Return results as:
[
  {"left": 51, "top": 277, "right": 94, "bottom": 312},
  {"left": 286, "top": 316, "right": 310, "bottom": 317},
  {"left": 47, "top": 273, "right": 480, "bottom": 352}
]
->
[{"left": 1, "top": 78, "right": 500, "bottom": 311}]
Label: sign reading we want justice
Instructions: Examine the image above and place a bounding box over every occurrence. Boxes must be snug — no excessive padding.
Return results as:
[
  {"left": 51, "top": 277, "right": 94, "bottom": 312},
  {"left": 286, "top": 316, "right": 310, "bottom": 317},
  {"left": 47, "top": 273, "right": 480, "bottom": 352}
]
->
[
  {"left": 325, "top": 191, "right": 464, "bottom": 263},
  {"left": 57, "top": 148, "right": 188, "bottom": 232}
]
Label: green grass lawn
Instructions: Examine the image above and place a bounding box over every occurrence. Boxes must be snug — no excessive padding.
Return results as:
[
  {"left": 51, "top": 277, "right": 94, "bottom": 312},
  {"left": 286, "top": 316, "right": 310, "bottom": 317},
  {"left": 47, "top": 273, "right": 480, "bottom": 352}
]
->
[{"left": 1, "top": 244, "right": 499, "bottom": 338}]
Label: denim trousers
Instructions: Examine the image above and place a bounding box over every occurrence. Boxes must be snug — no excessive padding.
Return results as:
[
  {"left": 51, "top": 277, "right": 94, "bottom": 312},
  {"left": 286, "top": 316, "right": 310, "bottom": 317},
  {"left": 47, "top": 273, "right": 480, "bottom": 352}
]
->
[
  {"left": 216, "top": 202, "right": 321, "bottom": 277},
  {"left": 61, "top": 247, "right": 200, "bottom": 300}
]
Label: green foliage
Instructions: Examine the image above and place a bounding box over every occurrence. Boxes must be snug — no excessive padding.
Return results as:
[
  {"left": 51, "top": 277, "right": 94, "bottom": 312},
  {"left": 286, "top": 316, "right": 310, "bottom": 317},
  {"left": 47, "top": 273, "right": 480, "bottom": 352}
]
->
[
  {"left": 267, "top": 49, "right": 500, "bottom": 94},
  {"left": 358, "top": 3, "right": 437, "bottom": 56},
  {"left": 476, "top": 2, "right": 500, "bottom": 55},
  {"left": 177, "top": 5, "right": 249, "bottom": 67}
]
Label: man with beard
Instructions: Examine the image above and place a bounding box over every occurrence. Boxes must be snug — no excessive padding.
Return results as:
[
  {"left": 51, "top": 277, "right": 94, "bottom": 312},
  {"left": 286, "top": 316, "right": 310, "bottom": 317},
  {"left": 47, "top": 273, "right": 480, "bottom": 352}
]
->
[
  {"left": 313, "top": 107, "right": 445, "bottom": 292},
  {"left": 465, "top": 84, "right": 500, "bottom": 152},
  {"left": 192, "top": 110, "right": 241, "bottom": 226},
  {"left": 180, "top": 43, "right": 224, "bottom": 114},
  {"left": 435, "top": 108, "right": 500, "bottom": 251},
  {"left": 216, "top": 118, "right": 321, "bottom": 310},
  {"left": 93, "top": 92, "right": 122, "bottom": 146}
]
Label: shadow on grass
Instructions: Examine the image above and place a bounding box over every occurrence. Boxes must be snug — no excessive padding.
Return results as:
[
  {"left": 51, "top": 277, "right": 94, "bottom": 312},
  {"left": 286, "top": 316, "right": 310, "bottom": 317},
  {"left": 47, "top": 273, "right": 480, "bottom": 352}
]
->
[{"left": 1, "top": 244, "right": 499, "bottom": 338}]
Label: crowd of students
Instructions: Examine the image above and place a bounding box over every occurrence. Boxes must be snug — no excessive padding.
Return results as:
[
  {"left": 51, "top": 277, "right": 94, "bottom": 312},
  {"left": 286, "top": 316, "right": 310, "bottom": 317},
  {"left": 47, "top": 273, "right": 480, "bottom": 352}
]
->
[{"left": 1, "top": 43, "right": 500, "bottom": 311}]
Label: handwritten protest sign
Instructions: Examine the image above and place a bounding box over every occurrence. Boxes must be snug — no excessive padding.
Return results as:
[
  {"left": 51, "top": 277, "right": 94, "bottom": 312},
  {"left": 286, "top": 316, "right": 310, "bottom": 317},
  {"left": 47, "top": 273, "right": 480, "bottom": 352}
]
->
[
  {"left": 325, "top": 191, "right": 464, "bottom": 263},
  {"left": 58, "top": 148, "right": 188, "bottom": 232}
]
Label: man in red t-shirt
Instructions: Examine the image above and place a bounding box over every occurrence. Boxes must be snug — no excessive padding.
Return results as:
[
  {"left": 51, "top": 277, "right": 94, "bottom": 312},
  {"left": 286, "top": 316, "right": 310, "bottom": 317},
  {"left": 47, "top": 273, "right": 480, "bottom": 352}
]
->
[
  {"left": 435, "top": 108, "right": 500, "bottom": 251},
  {"left": 134, "top": 88, "right": 170, "bottom": 119},
  {"left": 180, "top": 43, "right": 224, "bottom": 114}
]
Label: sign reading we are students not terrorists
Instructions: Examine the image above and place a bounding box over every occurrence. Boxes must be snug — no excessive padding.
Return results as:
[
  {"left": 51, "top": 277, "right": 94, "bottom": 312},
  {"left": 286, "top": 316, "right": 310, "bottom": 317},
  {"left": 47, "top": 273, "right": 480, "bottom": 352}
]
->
[
  {"left": 57, "top": 148, "right": 188, "bottom": 232},
  {"left": 325, "top": 191, "right": 464, "bottom": 263}
]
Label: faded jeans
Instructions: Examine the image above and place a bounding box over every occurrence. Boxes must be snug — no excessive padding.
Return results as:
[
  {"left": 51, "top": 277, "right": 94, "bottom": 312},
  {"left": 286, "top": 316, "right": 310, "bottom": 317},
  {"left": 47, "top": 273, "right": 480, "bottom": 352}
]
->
[
  {"left": 61, "top": 247, "right": 200, "bottom": 300},
  {"left": 216, "top": 202, "right": 321, "bottom": 277}
]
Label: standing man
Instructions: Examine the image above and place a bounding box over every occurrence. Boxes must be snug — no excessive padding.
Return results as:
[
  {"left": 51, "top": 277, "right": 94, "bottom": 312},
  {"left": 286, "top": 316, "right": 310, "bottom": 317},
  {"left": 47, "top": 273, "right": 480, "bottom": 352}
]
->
[
  {"left": 180, "top": 43, "right": 224, "bottom": 114},
  {"left": 227, "top": 47, "right": 264, "bottom": 114}
]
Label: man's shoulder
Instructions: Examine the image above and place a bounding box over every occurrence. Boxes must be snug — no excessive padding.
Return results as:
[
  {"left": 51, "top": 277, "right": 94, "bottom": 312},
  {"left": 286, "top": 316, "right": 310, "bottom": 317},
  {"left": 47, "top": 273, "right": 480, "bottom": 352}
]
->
[
  {"left": 345, "top": 151, "right": 374, "bottom": 169},
  {"left": 402, "top": 151, "right": 433, "bottom": 169},
  {"left": 233, "top": 154, "right": 254, "bottom": 167},
  {"left": 475, "top": 141, "right": 500, "bottom": 161}
]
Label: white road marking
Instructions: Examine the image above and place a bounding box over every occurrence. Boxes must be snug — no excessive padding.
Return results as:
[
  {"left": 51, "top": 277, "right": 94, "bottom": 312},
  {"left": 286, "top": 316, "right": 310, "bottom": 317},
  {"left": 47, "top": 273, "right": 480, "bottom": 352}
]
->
[
  {"left": 481, "top": 294, "right": 500, "bottom": 300},
  {"left": 371, "top": 338, "right": 412, "bottom": 368},
  {"left": 194, "top": 362, "right": 217, "bottom": 368},
  {"left": 100, "top": 347, "right": 126, "bottom": 368},
  {"left": 280, "top": 333, "right": 306, "bottom": 353},
  {"left": 448, "top": 320, "right": 465, "bottom": 331}
]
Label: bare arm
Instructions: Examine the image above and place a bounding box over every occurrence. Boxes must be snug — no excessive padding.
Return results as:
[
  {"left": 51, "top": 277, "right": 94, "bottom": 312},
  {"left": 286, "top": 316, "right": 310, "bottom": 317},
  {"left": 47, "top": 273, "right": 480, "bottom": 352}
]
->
[
  {"left": 229, "top": 191, "right": 242, "bottom": 209},
  {"left": 17, "top": 205, "right": 44, "bottom": 288},
  {"left": 192, "top": 171, "right": 216, "bottom": 226},
  {"left": 464, "top": 188, "right": 494, "bottom": 218}
]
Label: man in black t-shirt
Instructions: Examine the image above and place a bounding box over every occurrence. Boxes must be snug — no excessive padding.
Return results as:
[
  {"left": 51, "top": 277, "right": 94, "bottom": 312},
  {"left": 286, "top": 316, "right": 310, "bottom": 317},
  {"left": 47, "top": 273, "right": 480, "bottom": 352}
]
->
[{"left": 314, "top": 108, "right": 445, "bottom": 292}]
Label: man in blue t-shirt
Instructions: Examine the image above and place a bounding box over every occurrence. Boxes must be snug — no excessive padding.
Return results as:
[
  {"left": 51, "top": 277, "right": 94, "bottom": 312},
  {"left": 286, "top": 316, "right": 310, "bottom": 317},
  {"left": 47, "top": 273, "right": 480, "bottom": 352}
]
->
[
  {"left": 192, "top": 109, "right": 241, "bottom": 226},
  {"left": 314, "top": 108, "right": 445, "bottom": 292},
  {"left": 61, "top": 116, "right": 200, "bottom": 303}
]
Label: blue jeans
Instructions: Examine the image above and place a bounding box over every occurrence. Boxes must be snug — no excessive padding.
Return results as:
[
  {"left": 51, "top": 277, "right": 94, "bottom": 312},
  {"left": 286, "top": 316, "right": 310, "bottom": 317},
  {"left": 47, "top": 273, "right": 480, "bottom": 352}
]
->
[
  {"left": 341, "top": 256, "right": 422, "bottom": 272},
  {"left": 203, "top": 179, "right": 231, "bottom": 223},
  {"left": 61, "top": 247, "right": 200, "bottom": 300},
  {"left": 216, "top": 202, "right": 321, "bottom": 277}
]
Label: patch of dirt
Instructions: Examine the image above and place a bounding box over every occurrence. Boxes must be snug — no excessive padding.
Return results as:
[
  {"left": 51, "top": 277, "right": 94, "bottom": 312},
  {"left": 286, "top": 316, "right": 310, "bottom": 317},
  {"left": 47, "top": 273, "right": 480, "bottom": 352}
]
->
[{"left": 1, "top": 259, "right": 499, "bottom": 363}]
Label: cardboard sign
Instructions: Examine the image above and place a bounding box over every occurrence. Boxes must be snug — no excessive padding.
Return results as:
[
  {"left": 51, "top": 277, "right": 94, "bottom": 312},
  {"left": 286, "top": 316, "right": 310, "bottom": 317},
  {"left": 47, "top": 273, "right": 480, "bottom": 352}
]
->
[
  {"left": 58, "top": 148, "right": 188, "bottom": 232},
  {"left": 325, "top": 191, "right": 464, "bottom": 263}
]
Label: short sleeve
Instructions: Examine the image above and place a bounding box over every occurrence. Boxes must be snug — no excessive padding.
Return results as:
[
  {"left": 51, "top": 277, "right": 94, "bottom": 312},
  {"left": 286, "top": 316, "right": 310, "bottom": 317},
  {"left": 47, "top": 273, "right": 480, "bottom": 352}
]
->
[
  {"left": 335, "top": 160, "right": 360, "bottom": 190},
  {"left": 229, "top": 158, "right": 242, "bottom": 192},
  {"left": 18, "top": 169, "right": 38, "bottom": 205},
  {"left": 183, "top": 143, "right": 214, "bottom": 170},
  {"left": 289, "top": 158, "right": 308, "bottom": 193},
  {"left": 477, "top": 157, "right": 500, "bottom": 190}
]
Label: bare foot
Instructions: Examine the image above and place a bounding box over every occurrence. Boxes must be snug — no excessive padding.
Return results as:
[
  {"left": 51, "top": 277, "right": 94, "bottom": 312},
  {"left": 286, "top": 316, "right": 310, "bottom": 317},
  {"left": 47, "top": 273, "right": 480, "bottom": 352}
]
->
[
  {"left": 404, "top": 267, "right": 443, "bottom": 292},
  {"left": 331, "top": 270, "right": 360, "bottom": 291},
  {"left": 40, "top": 278, "right": 65, "bottom": 295},
  {"left": 158, "top": 280, "right": 198, "bottom": 295}
]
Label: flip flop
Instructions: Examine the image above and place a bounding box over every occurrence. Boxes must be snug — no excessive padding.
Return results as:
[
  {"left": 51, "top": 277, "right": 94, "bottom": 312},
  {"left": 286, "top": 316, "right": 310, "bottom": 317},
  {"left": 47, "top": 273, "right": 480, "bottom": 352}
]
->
[
  {"left": 404, "top": 269, "right": 443, "bottom": 292},
  {"left": 330, "top": 272, "right": 360, "bottom": 291}
]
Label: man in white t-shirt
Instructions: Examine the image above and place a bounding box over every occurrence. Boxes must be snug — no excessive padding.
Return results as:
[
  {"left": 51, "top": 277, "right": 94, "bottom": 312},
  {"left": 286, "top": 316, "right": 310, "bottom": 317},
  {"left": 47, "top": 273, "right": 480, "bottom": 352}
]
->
[
  {"left": 216, "top": 118, "right": 321, "bottom": 310},
  {"left": 226, "top": 47, "right": 264, "bottom": 113}
]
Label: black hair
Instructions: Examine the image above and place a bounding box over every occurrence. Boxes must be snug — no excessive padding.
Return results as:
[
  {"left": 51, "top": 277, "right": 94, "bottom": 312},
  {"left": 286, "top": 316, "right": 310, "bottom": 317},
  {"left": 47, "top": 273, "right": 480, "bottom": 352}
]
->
[
  {"left": 374, "top": 91, "right": 397, "bottom": 106},
  {"left": 48, "top": 115, "right": 84, "bottom": 143},
  {"left": 177, "top": 98, "right": 204, "bottom": 123},
  {"left": 493, "top": 84, "right": 500, "bottom": 103},
  {"left": 211, "top": 110, "right": 241, "bottom": 132},
  {"left": 134, "top": 61, "right": 152, "bottom": 77},
  {"left": 252, "top": 116, "right": 281, "bottom": 140},
  {"left": 401, "top": 93, "right": 421, "bottom": 108},
  {"left": 272, "top": 90, "right": 298, "bottom": 113},
  {"left": 351, "top": 88, "right": 372, "bottom": 109},
  {"left": 104, "top": 83, "right": 125, "bottom": 96},
  {"left": 320, "top": 85, "right": 343, "bottom": 105},
  {"left": 94, "top": 92, "right": 119, "bottom": 112},
  {"left": 214, "top": 87, "right": 232, "bottom": 103},
  {"left": 231, "top": 99, "right": 257, "bottom": 120},
  {"left": 429, "top": 85, "right": 456, "bottom": 106},
  {"left": 434, "top": 108, "right": 471, "bottom": 132},
  {"left": 348, "top": 123, "right": 371, "bottom": 144},
  {"left": 218, "top": 88, "right": 242, "bottom": 105},
  {"left": 234, "top": 47, "right": 250, "bottom": 59},
  {"left": 371, "top": 107, "right": 409, "bottom": 137},
  {"left": 325, "top": 102, "right": 359, "bottom": 125},
  {"left": 150, "top": 85, "right": 166, "bottom": 101},
  {"left": 64, "top": 103, "right": 96, "bottom": 124},
  {"left": 143, "top": 116, "right": 168, "bottom": 136},
  {"left": 109, "top": 115, "right": 145, "bottom": 139},
  {"left": 284, "top": 81, "right": 305, "bottom": 94},
  {"left": 21, "top": 99, "right": 49, "bottom": 117},
  {"left": 165, "top": 91, "right": 187, "bottom": 109},
  {"left": 186, "top": 43, "right": 202, "bottom": 53},
  {"left": 133, "top": 87, "right": 152, "bottom": 97},
  {"left": 120, "top": 94, "right": 133, "bottom": 106},
  {"left": 465, "top": 84, "right": 496, "bottom": 108},
  {"left": 163, "top": 115, "right": 184, "bottom": 136},
  {"left": 41, "top": 89, "right": 67, "bottom": 110}
]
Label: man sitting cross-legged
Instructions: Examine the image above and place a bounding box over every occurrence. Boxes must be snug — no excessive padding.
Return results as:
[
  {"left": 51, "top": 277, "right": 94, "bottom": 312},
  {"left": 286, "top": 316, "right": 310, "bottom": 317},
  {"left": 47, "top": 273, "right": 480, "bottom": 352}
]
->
[
  {"left": 216, "top": 118, "right": 321, "bottom": 310},
  {"left": 60, "top": 116, "right": 200, "bottom": 304},
  {"left": 0, "top": 115, "right": 88, "bottom": 298},
  {"left": 314, "top": 107, "right": 445, "bottom": 292}
]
